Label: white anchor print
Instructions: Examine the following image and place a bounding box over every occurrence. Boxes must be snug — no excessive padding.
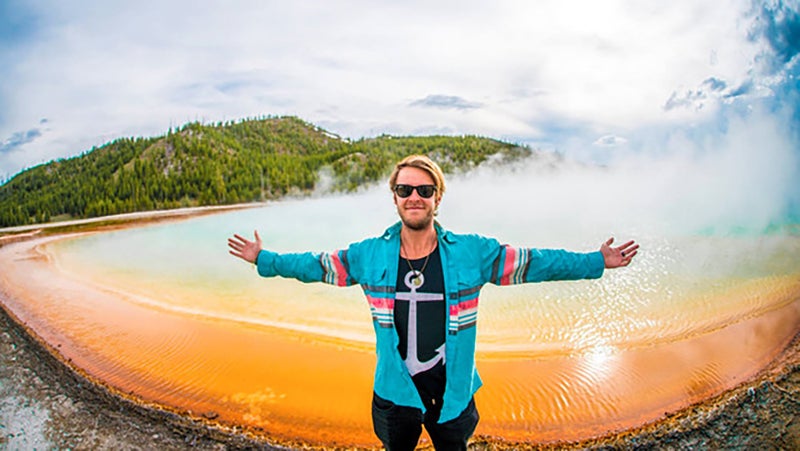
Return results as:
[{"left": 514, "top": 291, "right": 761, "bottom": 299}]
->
[{"left": 396, "top": 270, "right": 446, "bottom": 376}]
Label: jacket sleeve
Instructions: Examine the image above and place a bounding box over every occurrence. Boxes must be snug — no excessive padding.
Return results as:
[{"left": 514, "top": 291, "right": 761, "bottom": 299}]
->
[
  {"left": 255, "top": 248, "right": 358, "bottom": 286},
  {"left": 482, "top": 240, "right": 605, "bottom": 285}
]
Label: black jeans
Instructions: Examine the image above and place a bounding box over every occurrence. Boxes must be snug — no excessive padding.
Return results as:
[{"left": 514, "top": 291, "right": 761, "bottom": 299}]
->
[{"left": 371, "top": 392, "right": 479, "bottom": 451}]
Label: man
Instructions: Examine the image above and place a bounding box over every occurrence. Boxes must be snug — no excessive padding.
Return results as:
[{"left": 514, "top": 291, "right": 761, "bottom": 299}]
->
[{"left": 228, "top": 154, "right": 638, "bottom": 451}]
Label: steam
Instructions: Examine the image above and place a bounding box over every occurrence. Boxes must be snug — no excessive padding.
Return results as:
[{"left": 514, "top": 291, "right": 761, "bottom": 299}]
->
[{"left": 439, "top": 109, "right": 799, "bottom": 246}]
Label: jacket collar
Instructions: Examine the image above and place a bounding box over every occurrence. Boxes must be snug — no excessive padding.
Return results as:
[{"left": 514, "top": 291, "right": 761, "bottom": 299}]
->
[{"left": 381, "top": 220, "right": 455, "bottom": 244}]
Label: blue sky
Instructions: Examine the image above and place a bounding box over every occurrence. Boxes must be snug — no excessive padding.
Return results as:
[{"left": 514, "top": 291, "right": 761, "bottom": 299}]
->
[{"left": 0, "top": 0, "right": 798, "bottom": 193}]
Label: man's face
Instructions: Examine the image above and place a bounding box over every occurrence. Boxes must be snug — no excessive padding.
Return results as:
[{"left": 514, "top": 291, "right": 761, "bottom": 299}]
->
[{"left": 393, "top": 167, "right": 439, "bottom": 231}]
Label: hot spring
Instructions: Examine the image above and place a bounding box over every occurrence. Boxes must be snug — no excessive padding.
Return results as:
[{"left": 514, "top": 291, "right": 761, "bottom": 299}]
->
[{"left": 1, "top": 153, "right": 799, "bottom": 447}]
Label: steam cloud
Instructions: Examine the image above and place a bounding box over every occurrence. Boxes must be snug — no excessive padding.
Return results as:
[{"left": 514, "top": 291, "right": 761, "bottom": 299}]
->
[{"left": 440, "top": 108, "right": 799, "bottom": 246}]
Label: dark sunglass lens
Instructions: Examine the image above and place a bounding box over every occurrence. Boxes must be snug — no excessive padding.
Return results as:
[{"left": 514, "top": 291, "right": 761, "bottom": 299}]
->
[
  {"left": 395, "top": 185, "right": 413, "bottom": 197},
  {"left": 417, "top": 185, "right": 435, "bottom": 198}
]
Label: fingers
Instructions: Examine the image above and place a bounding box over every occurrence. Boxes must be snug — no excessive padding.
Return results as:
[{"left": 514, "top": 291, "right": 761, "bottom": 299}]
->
[
  {"left": 619, "top": 243, "right": 639, "bottom": 266},
  {"left": 227, "top": 234, "right": 251, "bottom": 261},
  {"left": 228, "top": 235, "right": 246, "bottom": 248},
  {"left": 228, "top": 231, "right": 262, "bottom": 264},
  {"left": 615, "top": 240, "right": 638, "bottom": 254},
  {"left": 603, "top": 238, "right": 639, "bottom": 268},
  {"left": 620, "top": 244, "right": 639, "bottom": 258},
  {"left": 230, "top": 232, "right": 261, "bottom": 246}
]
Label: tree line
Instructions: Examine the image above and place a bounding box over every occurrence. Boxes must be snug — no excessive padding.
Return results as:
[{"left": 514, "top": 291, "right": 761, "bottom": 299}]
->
[{"left": 0, "top": 116, "right": 530, "bottom": 227}]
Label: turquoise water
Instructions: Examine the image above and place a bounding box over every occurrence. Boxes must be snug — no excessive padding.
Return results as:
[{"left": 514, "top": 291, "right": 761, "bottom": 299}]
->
[{"left": 50, "top": 157, "right": 800, "bottom": 353}]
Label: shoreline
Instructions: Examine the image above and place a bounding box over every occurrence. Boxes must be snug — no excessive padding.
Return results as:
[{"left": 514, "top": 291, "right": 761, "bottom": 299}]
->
[
  {"left": 0, "top": 203, "right": 265, "bottom": 236},
  {"left": 1, "top": 210, "right": 799, "bottom": 449}
]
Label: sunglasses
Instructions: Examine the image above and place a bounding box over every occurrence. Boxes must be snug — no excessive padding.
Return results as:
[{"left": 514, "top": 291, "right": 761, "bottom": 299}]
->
[{"left": 394, "top": 184, "right": 436, "bottom": 199}]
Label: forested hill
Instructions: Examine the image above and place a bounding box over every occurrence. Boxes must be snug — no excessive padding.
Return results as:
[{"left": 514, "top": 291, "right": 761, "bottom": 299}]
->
[{"left": 0, "top": 116, "right": 531, "bottom": 227}]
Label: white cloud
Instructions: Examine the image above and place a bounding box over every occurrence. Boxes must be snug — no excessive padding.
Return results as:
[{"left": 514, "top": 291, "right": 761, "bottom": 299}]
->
[
  {"left": 0, "top": 0, "right": 785, "bottom": 178},
  {"left": 593, "top": 135, "right": 628, "bottom": 147}
]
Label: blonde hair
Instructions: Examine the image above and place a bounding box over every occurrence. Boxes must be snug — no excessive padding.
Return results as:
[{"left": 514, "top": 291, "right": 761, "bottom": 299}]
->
[{"left": 388, "top": 154, "right": 446, "bottom": 202}]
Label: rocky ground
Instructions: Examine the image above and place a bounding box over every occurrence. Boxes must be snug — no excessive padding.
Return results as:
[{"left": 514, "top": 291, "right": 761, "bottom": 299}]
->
[{"left": 2, "top": 304, "right": 798, "bottom": 451}]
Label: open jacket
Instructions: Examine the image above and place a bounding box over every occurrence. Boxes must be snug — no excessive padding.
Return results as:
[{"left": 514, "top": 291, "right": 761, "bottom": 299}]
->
[{"left": 255, "top": 221, "right": 605, "bottom": 423}]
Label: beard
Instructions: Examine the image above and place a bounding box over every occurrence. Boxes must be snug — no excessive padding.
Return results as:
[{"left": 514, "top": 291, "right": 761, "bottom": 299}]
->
[{"left": 397, "top": 203, "right": 435, "bottom": 231}]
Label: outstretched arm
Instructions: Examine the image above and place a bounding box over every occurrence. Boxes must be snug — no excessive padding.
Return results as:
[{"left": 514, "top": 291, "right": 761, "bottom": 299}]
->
[
  {"left": 228, "top": 230, "right": 263, "bottom": 264},
  {"left": 600, "top": 237, "right": 638, "bottom": 269},
  {"left": 228, "top": 230, "right": 357, "bottom": 285}
]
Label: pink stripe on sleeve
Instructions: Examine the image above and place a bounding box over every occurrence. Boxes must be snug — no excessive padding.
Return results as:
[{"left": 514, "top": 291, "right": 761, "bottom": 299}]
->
[
  {"left": 458, "top": 298, "right": 479, "bottom": 311},
  {"left": 330, "top": 252, "right": 348, "bottom": 287},
  {"left": 500, "top": 246, "right": 516, "bottom": 286},
  {"left": 367, "top": 295, "right": 394, "bottom": 310}
]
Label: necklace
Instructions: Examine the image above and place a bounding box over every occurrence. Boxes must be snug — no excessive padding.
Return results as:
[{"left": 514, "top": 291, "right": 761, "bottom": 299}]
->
[{"left": 402, "top": 239, "right": 435, "bottom": 288}]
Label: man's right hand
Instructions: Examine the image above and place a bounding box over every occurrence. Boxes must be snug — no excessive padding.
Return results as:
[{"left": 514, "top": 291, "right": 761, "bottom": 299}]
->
[{"left": 228, "top": 230, "right": 263, "bottom": 264}]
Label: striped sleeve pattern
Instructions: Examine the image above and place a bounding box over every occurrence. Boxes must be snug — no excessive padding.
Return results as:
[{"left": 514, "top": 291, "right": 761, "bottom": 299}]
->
[
  {"left": 364, "top": 285, "right": 395, "bottom": 328},
  {"left": 449, "top": 286, "right": 480, "bottom": 334},
  {"left": 490, "top": 245, "right": 531, "bottom": 285},
  {"left": 319, "top": 250, "right": 352, "bottom": 286}
]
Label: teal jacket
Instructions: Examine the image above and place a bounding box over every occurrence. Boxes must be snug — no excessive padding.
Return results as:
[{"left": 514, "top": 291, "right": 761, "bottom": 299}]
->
[{"left": 255, "top": 221, "right": 605, "bottom": 423}]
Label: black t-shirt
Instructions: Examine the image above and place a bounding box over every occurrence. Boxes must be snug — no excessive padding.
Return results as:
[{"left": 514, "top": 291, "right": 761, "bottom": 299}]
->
[{"left": 394, "top": 245, "right": 446, "bottom": 411}]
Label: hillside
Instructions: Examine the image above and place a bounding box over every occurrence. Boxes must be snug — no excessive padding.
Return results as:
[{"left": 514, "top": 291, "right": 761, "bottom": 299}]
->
[{"left": 0, "top": 116, "right": 530, "bottom": 227}]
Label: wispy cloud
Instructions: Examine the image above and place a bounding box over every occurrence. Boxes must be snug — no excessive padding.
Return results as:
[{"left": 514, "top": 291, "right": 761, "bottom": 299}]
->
[
  {"left": 663, "top": 89, "right": 709, "bottom": 112},
  {"left": 747, "top": 1, "right": 800, "bottom": 130},
  {"left": 703, "top": 77, "right": 727, "bottom": 92},
  {"left": 592, "top": 135, "right": 628, "bottom": 148},
  {"left": 0, "top": 127, "right": 43, "bottom": 154},
  {"left": 409, "top": 95, "right": 482, "bottom": 110},
  {"left": 750, "top": 1, "right": 800, "bottom": 69}
]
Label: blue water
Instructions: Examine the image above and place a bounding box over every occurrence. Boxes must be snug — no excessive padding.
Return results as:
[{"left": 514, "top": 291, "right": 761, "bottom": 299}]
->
[{"left": 50, "top": 155, "right": 800, "bottom": 352}]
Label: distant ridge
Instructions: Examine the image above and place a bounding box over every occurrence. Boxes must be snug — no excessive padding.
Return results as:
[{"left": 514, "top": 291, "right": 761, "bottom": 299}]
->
[{"left": 0, "top": 116, "right": 530, "bottom": 227}]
